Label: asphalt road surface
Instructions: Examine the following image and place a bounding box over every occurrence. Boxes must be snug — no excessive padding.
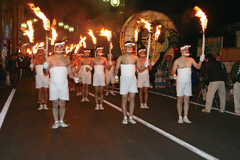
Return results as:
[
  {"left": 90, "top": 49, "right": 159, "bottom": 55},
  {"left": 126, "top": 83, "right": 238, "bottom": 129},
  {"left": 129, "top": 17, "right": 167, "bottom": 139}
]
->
[{"left": 0, "top": 75, "right": 240, "bottom": 160}]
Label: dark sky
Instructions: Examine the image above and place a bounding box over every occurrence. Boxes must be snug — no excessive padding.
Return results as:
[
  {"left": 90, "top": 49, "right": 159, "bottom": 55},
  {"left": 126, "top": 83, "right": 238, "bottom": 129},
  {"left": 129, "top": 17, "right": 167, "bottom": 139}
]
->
[{"left": 18, "top": 0, "right": 239, "bottom": 47}]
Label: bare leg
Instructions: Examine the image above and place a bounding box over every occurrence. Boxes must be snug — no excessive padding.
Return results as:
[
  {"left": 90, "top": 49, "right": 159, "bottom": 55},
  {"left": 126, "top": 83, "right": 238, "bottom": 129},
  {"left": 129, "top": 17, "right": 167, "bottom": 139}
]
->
[
  {"left": 122, "top": 94, "right": 128, "bottom": 117},
  {"left": 139, "top": 88, "right": 143, "bottom": 105},
  {"left": 111, "top": 83, "right": 115, "bottom": 92},
  {"left": 52, "top": 100, "right": 59, "bottom": 122},
  {"left": 38, "top": 88, "right": 43, "bottom": 105},
  {"left": 129, "top": 92, "right": 136, "bottom": 117},
  {"left": 144, "top": 87, "right": 148, "bottom": 104},
  {"left": 82, "top": 84, "right": 86, "bottom": 98},
  {"left": 43, "top": 88, "right": 48, "bottom": 105},
  {"left": 95, "top": 86, "right": 99, "bottom": 105},
  {"left": 183, "top": 96, "right": 190, "bottom": 117},
  {"left": 177, "top": 96, "right": 184, "bottom": 117},
  {"left": 59, "top": 99, "right": 66, "bottom": 121},
  {"left": 99, "top": 86, "right": 104, "bottom": 105},
  {"left": 86, "top": 84, "right": 89, "bottom": 98}
]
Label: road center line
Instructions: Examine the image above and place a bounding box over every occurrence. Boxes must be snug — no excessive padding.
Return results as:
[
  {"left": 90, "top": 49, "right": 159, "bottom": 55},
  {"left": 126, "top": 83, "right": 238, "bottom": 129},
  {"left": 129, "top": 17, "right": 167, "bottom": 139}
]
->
[{"left": 89, "top": 92, "right": 219, "bottom": 160}]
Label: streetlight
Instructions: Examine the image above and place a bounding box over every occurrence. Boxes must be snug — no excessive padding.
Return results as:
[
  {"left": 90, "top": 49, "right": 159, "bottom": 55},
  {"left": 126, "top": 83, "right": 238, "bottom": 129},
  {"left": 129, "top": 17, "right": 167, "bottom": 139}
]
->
[
  {"left": 69, "top": 27, "right": 74, "bottom": 32},
  {"left": 64, "top": 24, "right": 69, "bottom": 30},
  {"left": 102, "top": 0, "right": 110, "bottom": 2},
  {"left": 110, "top": 0, "right": 120, "bottom": 7},
  {"left": 21, "top": 23, "right": 27, "bottom": 28},
  {"left": 32, "top": 18, "right": 38, "bottom": 23},
  {"left": 58, "top": 22, "right": 64, "bottom": 27}
]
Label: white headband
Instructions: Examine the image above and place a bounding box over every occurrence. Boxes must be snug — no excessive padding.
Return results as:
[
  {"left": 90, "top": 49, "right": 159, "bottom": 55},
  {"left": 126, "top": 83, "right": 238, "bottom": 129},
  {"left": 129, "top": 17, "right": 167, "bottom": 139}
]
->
[
  {"left": 96, "top": 47, "right": 104, "bottom": 51},
  {"left": 180, "top": 45, "right": 191, "bottom": 51},
  {"left": 54, "top": 42, "right": 65, "bottom": 47},
  {"left": 138, "top": 49, "right": 146, "bottom": 53},
  {"left": 124, "top": 42, "right": 135, "bottom": 46},
  {"left": 37, "top": 45, "right": 44, "bottom": 50},
  {"left": 84, "top": 50, "right": 91, "bottom": 53}
]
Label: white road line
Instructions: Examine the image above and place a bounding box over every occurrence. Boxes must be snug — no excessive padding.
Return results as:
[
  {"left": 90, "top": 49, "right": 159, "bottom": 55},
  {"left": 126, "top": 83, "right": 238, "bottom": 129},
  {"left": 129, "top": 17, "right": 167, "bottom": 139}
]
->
[
  {"left": 0, "top": 89, "right": 16, "bottom": 129},
  {"left": 89, "top": 92, "right": 219, "bottom": 160},
  {"left": 149, "top": 90, "right": 236, "bottom": 115}
]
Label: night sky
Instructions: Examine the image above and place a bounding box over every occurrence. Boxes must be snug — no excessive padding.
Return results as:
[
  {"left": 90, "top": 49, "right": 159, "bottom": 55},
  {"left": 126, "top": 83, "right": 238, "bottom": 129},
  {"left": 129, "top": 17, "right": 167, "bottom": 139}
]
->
[{"left": 16, "top": 0, "right": 239, "bottom": 51}]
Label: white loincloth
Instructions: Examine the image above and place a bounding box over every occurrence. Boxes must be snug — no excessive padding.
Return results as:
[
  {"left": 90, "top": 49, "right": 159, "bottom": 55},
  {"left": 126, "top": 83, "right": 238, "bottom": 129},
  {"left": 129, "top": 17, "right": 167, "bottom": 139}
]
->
[
  {"left": 176, "top": 68, "right": 192, "bottom": 96},
  {"left": 137, "top": 69, "right": 150, "bottom": 88},
  {"left": 105, "top": 66, "right": 115, "bottom": 85},
  {"left": 81, "top": 65, "right": 91, "bottom": 84},
  {"left": 93, "top": 65, "right": 105, "bottom": 86},
  {"left": 35, "top": 65, "right": 49, "bottom": 88},
  {"left": 120, "top": 64, "right": 137, "bottom": 95},
  {"left": 49, "top": 67, "right": 69, "bottom": 100}
]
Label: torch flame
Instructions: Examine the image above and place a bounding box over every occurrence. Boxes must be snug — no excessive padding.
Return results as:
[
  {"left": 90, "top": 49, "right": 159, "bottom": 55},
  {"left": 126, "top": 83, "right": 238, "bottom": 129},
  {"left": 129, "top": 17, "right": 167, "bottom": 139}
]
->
[
  {"left": 88, "top": 30, "right": 97, "bottom": 44},
  {"left": 99, "top": 28, "right": 112, "bottom": 41},
  {"left": 32, "top": 43, "right": 39, "bottom": 54},
  {"left": 27, "top": 48, "right": 32, "bottom": 55},
  {"left": 138, "top": 18, "right": 152, "bottom": 32},
  {"left": 79, "top": 36, "right": 87, "bottom": 48},
  {"left": 134, "top": 27, "right": 139, "bottom": 42},
  {"left": 66, "top": 44, "right": 76, "bottom": 54},
  {"left": 20, "top": 20, "right": 34, "bottom": 43},
  {"left": 194, "top": 6, "right": 208, "bottom": 31},
  {"left": 28, "top": 3, "right": 50, "bottom": 30},
  {"left": 74, "top": 36, "right": 86, "bottom": 54},
  {"left": 154, "top": 25, "right": 162, "bottom": 41}
]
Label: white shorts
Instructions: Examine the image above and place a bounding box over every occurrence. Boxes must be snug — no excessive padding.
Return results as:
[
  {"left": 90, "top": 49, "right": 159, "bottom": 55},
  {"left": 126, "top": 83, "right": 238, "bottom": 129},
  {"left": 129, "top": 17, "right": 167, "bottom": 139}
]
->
[
  {"left": 137, "top": 73, "right": 150, "bottom": 88},
  {"left": 105, "top": 73, "right": 115, "bottom": 85},
  {"left": 82, "top": 72, "right": 91, "bottom": 84},
  {"left": 176, "top": 80, "right": 192, "bottom": 97},
  {"left": 49, "top": 79, "right": 69, "bottom": 101},
  {"left": 120, "top": 76, "right": 138, "bottom": 95},
  {"left": 93, "top": 73, "right": 105, "bottom": 86},
  {"left": 35, "top": 74, "right": 49, "bottom": 89}
]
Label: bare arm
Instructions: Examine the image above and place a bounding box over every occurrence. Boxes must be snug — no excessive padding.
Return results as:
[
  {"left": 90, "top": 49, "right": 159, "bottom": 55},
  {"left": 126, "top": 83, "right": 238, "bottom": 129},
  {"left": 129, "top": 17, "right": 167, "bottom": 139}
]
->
[
  {"left": 171, "top": 60, "right": 178, "bottom": 75},
  {"left": 148, "top": 59, "right": 152, "bottom": 71},
  {"left": 104, "top": 58, "right": 110, "bottom": 70},
  {"left": 76, "top": 60, "right": 82, "bottom": 73},
  {"left": 192, "top": 58, "right": 202, "bottom": 70},
  {"left": 114, "top": 57, "right": 121, "bottom": 76},
  {"left": 67, "top": 59, "right": 76, "bottom": 79}
]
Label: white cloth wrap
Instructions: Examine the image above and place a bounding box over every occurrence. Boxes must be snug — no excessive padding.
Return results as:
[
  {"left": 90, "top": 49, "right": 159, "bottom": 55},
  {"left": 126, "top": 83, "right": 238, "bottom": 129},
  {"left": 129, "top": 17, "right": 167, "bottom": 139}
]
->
[
  {"left": 176, "top": 68, "right": 192, "bottom": 96},
  {"left": 121, "top": 64, "right": 136, "bottom": 76},
  {"left": 177, "top": 68, "right": 191, "bottom": 82},
  {"left": 105, "top": 66, "right": 115, "bottom": 85},
  {"left": 81, "top": 65, "right": 91, "bottom": 84},
  {"left": 49, "top": 67, "right": 69, "bottom": 100},
  {"left": 137, "top": 68, "right": 150, "bottom": 88},
  {"left": 35, "top": 65, "right": 49, "bottom": 88},
  {"left": 93, "top": 65, "right": 105, "bottom": 86},
  {"left": 120, "top": 64, "right": 137, "bottom": 95}
]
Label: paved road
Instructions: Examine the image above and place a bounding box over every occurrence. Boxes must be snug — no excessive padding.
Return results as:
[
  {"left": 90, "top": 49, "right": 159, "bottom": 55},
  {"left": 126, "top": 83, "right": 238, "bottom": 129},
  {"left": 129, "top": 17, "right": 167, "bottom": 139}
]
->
[{"left": 0, "top": 75, "right": 240, "bottom": 160}]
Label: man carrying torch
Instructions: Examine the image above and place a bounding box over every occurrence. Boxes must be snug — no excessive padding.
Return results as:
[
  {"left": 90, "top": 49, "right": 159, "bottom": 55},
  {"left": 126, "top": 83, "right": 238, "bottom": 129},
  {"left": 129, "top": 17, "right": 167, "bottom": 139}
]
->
[
  {"left": 171, "top": 45, "right": 205, "bottom": 123},
  {"left": 43, "top": 41, "right": 79, "bottom": 129}
]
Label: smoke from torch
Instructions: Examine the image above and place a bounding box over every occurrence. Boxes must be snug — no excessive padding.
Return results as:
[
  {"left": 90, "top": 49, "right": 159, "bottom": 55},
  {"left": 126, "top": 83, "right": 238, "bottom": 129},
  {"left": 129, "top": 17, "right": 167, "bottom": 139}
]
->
[{"left": 20, "top": 20, "right": 34, "bottom": 43}]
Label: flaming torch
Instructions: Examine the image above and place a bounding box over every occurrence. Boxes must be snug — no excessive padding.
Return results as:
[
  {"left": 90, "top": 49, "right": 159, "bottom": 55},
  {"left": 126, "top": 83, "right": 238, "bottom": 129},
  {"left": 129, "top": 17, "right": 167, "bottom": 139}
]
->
[
  {"left": 20, "top": 20, "right": 34, "bottom": 61},
  {"left": 194, "top": 6, "right": 208, "bottom": 56},
  {"left": 88, "top": 30, "right": 97, "bottom": 52},
  {"left": 138, "top": 18, "right": 152, "bottom": 62},
  {"left": 99, "top": 28, "right": 112, "bottom": 60},
  {"left": 153, "top": 25, "right": 162, "bottom": 64},
  {"left": 134, "top": 26, "right": 139, "bottom": 55},
  {"left": 28, "top": 3, "right": 50, "bottom": 60},
  {"left": 51, "top": 19, "right": 58, "bottom": 50}
]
